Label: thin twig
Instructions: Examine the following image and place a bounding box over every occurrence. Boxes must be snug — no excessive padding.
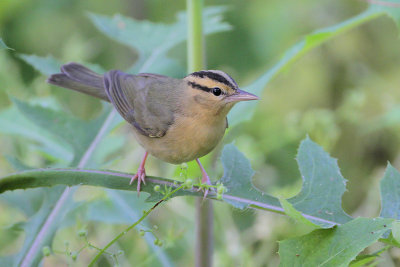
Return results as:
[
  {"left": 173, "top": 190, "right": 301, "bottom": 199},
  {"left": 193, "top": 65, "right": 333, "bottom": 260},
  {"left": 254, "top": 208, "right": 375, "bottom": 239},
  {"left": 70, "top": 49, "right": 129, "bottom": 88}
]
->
[{"left": 88, "top": 184, "right": 185, "bottom": 266}]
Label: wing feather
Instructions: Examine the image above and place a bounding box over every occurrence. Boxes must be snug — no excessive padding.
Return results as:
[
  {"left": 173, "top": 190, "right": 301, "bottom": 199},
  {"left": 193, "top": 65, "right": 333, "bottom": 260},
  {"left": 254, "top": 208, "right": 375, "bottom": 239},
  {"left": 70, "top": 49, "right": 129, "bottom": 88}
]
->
[{"left": 104, "top": 70, "right": 176, "bottom": 137}]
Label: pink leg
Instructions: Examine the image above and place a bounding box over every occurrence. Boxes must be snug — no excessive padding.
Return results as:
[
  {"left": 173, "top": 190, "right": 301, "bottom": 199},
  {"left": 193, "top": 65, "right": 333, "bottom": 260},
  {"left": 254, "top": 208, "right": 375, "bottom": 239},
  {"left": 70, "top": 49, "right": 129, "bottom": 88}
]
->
[
  {"left": 130, "top": 151, "right": 148, "bottom": 193},
  {"left": 196, "top": 158, "right": 211, "bottom": 198}
]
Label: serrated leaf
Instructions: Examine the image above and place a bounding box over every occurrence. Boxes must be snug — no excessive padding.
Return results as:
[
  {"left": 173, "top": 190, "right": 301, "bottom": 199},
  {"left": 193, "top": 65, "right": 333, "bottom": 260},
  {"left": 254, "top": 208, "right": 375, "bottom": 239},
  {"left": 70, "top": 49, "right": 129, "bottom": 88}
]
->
[
  {"left": 220, "top": 143, "right": 281, "bottom": 209},
  {"left": 279, "top": 217, "right": 394, "bottom": 267},
  {"left": 279, "top": 198, "right": 320, "bottom": 228},
  {"left": 380, "top": 163, "right": 400, "bottom": 220},
  {"left": 289, "top": 137, "right": 352, "bottom": 227},
  {"left": 228, "top": 8, "right": 385, "bottom": 127}
]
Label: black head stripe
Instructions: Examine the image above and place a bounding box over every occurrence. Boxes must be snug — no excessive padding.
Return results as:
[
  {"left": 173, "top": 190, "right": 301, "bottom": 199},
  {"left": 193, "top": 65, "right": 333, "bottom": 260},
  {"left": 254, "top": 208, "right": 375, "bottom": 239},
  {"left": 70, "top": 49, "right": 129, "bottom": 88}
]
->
[
  {"left": 188, "top": 81, "right": 212, "bottom": 93},
  {"left": 191, "top": 71, "right": 237, "bottom": 89}
]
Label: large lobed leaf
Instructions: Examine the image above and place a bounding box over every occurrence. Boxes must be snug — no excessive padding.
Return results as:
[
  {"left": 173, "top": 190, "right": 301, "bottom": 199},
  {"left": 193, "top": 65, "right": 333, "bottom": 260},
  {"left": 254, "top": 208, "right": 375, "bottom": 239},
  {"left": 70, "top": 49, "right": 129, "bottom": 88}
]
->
[{"left": 289, "top": 137, "right": 352, "bottom": 227}]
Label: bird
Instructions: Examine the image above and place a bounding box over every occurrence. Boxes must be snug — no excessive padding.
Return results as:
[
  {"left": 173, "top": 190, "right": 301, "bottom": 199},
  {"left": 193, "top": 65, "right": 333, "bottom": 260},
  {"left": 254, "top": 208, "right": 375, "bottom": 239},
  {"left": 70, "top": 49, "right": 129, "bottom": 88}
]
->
[{"left": 47, "top": 63, "right": 258, "bottom": 195}]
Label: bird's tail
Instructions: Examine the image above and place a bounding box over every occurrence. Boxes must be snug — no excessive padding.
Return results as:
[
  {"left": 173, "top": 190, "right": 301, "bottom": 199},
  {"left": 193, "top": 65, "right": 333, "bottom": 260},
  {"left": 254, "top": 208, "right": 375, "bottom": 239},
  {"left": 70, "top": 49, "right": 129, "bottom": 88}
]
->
[{"left": 47, "top": 62, "right": 109, "bottom": 102}]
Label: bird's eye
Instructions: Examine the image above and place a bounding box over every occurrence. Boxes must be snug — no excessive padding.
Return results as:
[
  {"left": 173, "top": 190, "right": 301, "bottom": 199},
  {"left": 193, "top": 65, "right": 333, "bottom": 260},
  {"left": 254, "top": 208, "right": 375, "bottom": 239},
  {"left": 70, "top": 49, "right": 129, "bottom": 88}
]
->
[{"left": 212, "top": 87, "right": 222, "bottom": 96}]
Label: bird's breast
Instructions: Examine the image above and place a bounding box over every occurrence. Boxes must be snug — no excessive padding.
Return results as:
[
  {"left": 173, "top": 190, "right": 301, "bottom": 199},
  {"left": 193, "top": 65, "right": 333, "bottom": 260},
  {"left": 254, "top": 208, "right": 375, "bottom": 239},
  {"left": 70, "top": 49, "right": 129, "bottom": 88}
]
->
[{"left": 133, "top": 113, "right": 227, "bottom": 164}]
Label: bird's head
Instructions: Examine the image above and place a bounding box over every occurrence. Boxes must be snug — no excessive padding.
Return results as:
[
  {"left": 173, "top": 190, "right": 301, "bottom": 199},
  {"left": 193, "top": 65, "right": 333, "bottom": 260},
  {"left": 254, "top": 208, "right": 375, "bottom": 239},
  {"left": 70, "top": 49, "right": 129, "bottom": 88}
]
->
[{"left": 184, "top": 70, "right": 258, "bottom": 116}]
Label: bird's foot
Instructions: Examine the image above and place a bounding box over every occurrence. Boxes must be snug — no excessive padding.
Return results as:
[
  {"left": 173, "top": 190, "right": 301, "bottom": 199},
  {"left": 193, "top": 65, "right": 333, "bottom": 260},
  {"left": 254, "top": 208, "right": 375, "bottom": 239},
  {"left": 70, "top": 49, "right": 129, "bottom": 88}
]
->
[
  {"left": 195, "top": 158, "right": 213, "bottom": 199},
  {"left": 197, "top": 172, "right": 212, "bottom": 199},
  {"left": 130, "top": 152, "right": 149, "bottom": 195},
  {"left": 130, "top": 167, "right": 146, "bottom": 193}
]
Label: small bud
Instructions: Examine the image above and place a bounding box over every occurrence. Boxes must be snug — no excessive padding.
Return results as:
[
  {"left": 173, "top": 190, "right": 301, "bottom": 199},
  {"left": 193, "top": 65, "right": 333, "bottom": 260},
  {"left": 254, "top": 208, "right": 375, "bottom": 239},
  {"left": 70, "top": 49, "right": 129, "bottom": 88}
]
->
[
  {"left": 217, "top": 184, "right": 226, "bottom": 194},
  {"left": 184, "top": 179, "right": 193, "bottom": 189},
  {"left": 70, "top": 251, "right": 78, "bottom": 261},
  {"left": 42, "top": 246, "right": 51, "bottom": 257},
  {"left": 157, "top": 240, "right": 163, "bottom": 247},
  {"left": 181, "top": 162, "right": 188, "bottom": 169},
  {"left": 154, "top": 185, "right": 161, "bottom": 192},
  {"left": 154, "top": 238, "right": 160, "bottom": 245},
  {"left": 78, "top": 229, "right": 87, "bottom": 237},
  {"left": 118, "top": 250, "right": 124, "bottom": 255},
  {"left": 139, "top": 230, "right": 145, "bottom": 237},
  {"left": 216, "top": 193, "right": 223, "bottom": 200}
]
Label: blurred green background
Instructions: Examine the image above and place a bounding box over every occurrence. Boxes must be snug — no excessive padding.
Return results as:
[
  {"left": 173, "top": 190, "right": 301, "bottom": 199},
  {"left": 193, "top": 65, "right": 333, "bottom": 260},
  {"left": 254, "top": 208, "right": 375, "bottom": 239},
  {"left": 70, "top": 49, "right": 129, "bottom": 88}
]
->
[{"left": 2, "top": 0, "right": 400, "bottom": 266}]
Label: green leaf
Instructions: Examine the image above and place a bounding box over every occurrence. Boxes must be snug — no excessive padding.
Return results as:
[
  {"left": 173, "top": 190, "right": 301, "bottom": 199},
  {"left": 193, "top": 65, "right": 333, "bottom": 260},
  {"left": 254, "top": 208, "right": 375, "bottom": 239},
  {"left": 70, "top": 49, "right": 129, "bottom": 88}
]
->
[
  {"left": 350, "top": 242, "right": 389, "bottom": 267},
  {"left": 392, "top": 221, "right": 400, "bottom": 244},
  {"left": 0, "top": 104, "right": 72, "bottom": 163},
  {"left": 228, "top": 8, "right": 384, "bottom": 127},
  {"left": 89, "top": 6, "right": 230, "bottom": 56},
  {"left": 278, "top": 217, "right": 394, "bottom": 267},
  {"left": 13, "top": 99, "right": 110, "bottom": 165},
  {"left": 19, "top": 54, "right": 61, "bottom": 76},
  {"left": 289, "top": 137, "right": 352, "bottom": 227},
  {"left": 380, "top": 163, "right": 400, "bottom": 220},
  {"left": 219, "top": 143, "right": 281, "bottom": 210},
  {"left": 89, "top": 6, "right": 231, "bottom": 73},
  {"left": 220, "top": 138, "right": 351, "bottom": 227},
  {"left": 279, "top": 198, "right": 320, "bottom": 228},
  {"left": 368, "top": 2, "right": 400, "bottom": 26},
  {"left": 0, "top": 38, "right": 13, "bottom": 50}
]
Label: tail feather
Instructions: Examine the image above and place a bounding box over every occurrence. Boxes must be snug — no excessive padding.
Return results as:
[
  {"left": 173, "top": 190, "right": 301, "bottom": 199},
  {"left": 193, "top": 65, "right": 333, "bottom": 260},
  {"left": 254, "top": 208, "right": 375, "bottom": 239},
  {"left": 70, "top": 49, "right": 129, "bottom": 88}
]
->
[{"left": 47, "top": 63, "right": 109, "bottom": 102}]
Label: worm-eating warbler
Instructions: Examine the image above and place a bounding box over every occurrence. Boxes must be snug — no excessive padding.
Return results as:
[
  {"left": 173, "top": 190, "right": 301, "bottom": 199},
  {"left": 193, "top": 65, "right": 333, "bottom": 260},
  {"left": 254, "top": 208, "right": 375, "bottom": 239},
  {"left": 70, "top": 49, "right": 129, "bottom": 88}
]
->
[{"left": 47, "top": 63, "right": 258, "bottom": 193}]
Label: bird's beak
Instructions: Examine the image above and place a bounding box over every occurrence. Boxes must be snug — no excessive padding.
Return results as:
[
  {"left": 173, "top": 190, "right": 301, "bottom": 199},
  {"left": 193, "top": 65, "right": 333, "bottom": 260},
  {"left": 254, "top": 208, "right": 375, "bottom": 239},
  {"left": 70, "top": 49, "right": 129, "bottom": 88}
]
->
[{"left": 226, "top": 89, "right": 259, "bottom": 102}]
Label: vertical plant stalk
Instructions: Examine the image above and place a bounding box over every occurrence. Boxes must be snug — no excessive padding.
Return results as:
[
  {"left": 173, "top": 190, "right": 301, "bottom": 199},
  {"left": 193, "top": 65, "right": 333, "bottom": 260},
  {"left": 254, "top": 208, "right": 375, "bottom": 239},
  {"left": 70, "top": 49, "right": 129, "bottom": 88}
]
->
[
  {"left": 20, "top": 110, "right": 117, "bottom": 267},
  {"left": 187, "top": 0, "right": 214, "bottom": 266}
]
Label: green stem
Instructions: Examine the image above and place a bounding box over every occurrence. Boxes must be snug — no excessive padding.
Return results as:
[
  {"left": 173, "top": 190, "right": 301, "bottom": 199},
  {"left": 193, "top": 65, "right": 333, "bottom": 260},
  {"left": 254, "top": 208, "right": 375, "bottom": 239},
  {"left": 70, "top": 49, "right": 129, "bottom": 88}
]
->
[
  {"left": 187, "top": 0, "right": 204, "bottom": 72},
  {"left": 88, "top": 185, "right": 185, "bottom": 266},
  {"left": 187, "top": 0, "right": 214, "bottom": 266}
]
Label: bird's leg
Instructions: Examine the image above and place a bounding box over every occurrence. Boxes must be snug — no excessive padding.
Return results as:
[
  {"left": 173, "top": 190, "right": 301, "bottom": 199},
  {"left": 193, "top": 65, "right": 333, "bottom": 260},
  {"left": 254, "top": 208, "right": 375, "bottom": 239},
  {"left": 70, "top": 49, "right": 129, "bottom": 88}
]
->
[
  {"left": 196, "top": 158, "right": 211, "bottom": 198},
  {"left": 130, "top": 151, "right": 148, "bottom": 193}
]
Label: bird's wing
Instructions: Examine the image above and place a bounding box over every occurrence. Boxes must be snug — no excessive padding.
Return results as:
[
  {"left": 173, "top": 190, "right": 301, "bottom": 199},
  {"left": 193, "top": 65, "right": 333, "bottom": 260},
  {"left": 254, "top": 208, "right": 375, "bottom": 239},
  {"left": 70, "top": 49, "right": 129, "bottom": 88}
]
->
[{"left": 104, "top": 70, "right": 176, "bottom": 138}]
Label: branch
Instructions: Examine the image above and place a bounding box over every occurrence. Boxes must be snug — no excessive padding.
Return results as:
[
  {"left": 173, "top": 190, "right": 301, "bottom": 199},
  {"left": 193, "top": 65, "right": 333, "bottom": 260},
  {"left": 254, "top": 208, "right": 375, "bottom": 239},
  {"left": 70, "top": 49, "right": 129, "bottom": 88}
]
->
[{"left": 0, "top": 168, "right": 340, "bottom": 226}]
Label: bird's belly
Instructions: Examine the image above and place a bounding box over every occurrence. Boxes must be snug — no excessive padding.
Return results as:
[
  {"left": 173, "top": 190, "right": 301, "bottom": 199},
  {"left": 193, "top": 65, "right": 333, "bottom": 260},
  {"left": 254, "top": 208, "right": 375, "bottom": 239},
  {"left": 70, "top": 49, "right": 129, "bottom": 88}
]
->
[{"left": 133, "top": 116, "right": 226, "bottom": 164}]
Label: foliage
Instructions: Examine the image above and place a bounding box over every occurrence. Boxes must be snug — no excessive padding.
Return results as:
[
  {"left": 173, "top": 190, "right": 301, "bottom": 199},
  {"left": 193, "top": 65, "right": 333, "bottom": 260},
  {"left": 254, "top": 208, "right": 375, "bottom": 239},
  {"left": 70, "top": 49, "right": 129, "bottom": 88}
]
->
[{"left": 2, "top": 1, "right": 400, "bottom": 266}]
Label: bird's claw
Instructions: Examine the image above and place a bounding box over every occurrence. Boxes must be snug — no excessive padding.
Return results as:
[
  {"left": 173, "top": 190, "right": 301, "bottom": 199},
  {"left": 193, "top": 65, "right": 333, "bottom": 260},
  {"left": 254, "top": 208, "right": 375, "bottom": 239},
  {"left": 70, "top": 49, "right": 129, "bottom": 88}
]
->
[
  {"left": 130, "top": 167, "right": 146, "bottom": 194},
  {"left": 197, "top": 181, "right": 213, "bottom": 199}
]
